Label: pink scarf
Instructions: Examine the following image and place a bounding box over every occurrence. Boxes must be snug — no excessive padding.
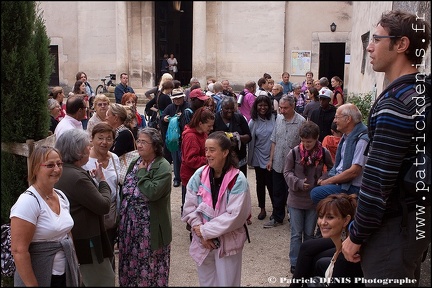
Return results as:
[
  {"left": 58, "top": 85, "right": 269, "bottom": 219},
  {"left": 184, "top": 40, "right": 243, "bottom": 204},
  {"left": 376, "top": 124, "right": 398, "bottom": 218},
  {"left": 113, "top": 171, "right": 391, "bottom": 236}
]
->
[{"left": 299, "top": 141, "right": 323, "bottom": 167}]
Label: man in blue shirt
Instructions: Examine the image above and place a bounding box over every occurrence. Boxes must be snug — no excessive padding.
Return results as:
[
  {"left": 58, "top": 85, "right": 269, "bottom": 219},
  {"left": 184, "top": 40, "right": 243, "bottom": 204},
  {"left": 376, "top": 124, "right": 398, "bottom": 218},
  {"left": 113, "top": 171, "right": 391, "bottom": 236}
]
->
[
  {"left": 279, "top": 72, "right": 293, "bottom": 95},
  {"left": 115, "top": 73, "right": 135, "bottom": 103}
]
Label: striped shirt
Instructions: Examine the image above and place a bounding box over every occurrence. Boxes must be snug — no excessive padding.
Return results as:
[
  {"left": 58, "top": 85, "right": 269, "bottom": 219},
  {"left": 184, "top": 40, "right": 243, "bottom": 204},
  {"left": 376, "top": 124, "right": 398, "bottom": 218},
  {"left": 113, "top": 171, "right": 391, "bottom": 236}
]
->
[{"left": 350, "top": 73, "right": 431, "bottom": 244}]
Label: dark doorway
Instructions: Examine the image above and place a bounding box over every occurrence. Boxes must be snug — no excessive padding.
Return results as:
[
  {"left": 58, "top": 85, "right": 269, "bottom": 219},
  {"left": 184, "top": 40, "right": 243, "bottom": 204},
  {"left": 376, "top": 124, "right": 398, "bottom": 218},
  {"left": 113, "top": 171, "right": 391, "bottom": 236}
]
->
[
  {"left": 49, "top": 45, "right": 59, "bottom": 86},
  {"left": 155, "top": 1, "right": 193, "bottom": 86},
  {"left": 318, "top": 43, "right": 345, "bottom": 88}
]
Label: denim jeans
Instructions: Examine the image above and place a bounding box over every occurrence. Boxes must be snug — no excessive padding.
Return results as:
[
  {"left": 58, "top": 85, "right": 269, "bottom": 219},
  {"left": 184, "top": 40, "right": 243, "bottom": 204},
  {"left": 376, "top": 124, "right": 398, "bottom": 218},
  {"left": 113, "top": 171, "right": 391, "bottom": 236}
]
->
[
  {"left": 288, "top": 206, "right": 317, "bottom": 267},
  {"left": 310, "top": 184, "right": 360, "bottom": 205},
  {"left": 171, "top": 149, "right": 181, "bottom": 182}
]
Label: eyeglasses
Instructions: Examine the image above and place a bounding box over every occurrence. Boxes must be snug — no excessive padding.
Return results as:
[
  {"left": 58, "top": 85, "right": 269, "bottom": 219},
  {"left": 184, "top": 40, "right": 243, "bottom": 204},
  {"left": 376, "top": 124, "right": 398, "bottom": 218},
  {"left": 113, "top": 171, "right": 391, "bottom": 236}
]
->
[
  {"left": 97, "top": 102, "right": 108, "bottom": 107},
  {"left": 136, "top": 139, "right": 153, "bottom": 145},
  {"left": 334, "top": 114, "right": 348, "bottom": 120},
  {"left": 307, "top": 82, "right": 313, "bottom": 84},
  {"left": 96, "top": 137, "right": 113, "bottom": 142},
  {"left": 371, "top": 34, "right": 402, "bottom": 44},
  {"left": 40, "top": 162, "right": 63, "bottom": 169}
]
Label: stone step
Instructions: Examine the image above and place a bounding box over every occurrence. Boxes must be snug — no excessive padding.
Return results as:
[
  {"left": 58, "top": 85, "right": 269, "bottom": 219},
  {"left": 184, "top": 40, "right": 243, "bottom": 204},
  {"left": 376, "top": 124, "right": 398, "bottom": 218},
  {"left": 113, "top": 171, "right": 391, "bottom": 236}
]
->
[{"left": 104, "top": 88, "right": 151, "bottom": 106}]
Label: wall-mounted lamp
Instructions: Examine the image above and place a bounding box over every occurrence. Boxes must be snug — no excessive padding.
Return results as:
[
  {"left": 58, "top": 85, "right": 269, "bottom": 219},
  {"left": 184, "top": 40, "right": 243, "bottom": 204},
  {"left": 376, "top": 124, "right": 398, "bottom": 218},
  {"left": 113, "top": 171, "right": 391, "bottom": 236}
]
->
[{"left": 330, "top": 22, "right": 337, "bottom": 32}]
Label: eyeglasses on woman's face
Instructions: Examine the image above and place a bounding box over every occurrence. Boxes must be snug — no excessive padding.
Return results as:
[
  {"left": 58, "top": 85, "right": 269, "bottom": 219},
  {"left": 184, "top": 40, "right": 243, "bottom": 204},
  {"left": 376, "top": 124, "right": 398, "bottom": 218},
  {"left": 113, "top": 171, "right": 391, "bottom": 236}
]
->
[
  {"left": 136, "top": 139, "right": 153, "bottom": 146},
  {"left": 40, "top": 162, "right": 63, "bottom": 169},
  {"left": 97, "top": 102, "right": 108, "bottom": 107}
]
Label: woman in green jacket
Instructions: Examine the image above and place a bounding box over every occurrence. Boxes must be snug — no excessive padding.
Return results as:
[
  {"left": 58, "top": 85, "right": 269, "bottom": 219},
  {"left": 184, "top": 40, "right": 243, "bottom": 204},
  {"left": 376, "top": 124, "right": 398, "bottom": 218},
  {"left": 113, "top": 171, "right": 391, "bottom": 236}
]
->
[{"left": 118, "top": 127, "right": 173, "bottom": 286}]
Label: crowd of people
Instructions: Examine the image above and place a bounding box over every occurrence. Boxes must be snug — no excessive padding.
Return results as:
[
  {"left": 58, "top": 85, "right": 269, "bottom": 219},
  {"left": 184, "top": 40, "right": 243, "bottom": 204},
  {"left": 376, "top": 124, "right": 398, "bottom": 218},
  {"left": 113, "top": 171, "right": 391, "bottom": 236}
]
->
[{"left": 8, "top": 10, "right": 431, "bottom": 287}]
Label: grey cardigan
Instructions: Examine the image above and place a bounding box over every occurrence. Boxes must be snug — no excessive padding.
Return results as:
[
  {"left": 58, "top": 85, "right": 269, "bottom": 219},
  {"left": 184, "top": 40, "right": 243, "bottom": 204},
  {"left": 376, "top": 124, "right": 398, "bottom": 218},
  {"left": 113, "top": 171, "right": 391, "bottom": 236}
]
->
[{"left": 14, "top": 237, "right": 80, "bottom": 287}]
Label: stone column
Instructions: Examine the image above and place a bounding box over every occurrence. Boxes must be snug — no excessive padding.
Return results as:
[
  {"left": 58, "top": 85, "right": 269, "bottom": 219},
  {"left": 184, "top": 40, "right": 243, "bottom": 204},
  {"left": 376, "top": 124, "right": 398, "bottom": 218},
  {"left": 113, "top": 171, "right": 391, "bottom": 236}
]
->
[
  {"left": 115, "top": 2, "right": 128, "bottom": 76},
  {"left": 192, "top": 2, "right": 207, "bottom": 87}
]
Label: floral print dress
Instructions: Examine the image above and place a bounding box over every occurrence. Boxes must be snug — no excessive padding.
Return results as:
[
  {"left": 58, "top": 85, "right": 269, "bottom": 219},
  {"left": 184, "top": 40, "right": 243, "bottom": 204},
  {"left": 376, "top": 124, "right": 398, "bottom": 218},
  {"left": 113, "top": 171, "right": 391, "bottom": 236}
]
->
[{"left": 118, "top": 158, "right": 171, "bottom": 286}]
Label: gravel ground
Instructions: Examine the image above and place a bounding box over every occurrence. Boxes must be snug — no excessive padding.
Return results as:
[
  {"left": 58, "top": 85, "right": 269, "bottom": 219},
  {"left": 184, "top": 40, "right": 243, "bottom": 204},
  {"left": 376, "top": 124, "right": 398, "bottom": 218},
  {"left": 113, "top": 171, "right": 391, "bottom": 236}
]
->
[{"left": 114, "top": 166, "right": 430, "bottom": 287}]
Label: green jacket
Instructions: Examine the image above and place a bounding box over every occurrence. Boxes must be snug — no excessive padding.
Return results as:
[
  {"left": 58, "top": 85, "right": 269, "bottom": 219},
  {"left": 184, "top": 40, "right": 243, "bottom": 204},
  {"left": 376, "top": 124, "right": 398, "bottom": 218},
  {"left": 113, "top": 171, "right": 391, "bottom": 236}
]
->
[{"left": 127, "top": 156, "right": 173, "bottom": 250}]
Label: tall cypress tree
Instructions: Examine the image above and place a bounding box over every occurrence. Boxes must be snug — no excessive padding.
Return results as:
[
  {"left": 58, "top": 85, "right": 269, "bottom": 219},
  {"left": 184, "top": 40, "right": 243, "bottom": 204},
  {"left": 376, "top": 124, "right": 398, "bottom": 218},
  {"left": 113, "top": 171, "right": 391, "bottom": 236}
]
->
[{"left": 1, "top": 1, "right": 53, "bottom": 224}]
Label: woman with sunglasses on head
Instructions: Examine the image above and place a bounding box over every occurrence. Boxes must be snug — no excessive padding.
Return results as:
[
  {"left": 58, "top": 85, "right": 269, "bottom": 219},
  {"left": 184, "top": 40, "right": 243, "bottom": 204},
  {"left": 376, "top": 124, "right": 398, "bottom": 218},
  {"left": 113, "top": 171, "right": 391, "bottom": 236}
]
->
[
  {"left": 87, "top": 94, "right": 111, "bottom": 138},
  {"left": 301, "top": 71, "right": 314, "bottom": 93},
  {"left": 10, "top": 145, "right": 79, "bottom": 287},
  {"left": 55, "top": 129, "right": 115, "bottom": 286}
]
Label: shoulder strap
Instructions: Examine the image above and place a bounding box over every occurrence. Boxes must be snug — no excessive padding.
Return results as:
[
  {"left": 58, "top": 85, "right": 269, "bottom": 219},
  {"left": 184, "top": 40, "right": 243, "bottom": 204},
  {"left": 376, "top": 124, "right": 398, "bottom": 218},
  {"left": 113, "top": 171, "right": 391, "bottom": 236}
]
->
[
  {"left": 110, "top": 152, "right": 120, "bottom": 190},
  {"left": 24, "top": 190, "right": 41, "bottom": 209},
  {"left": 54, "top": 190, "right": 66, "bottom": 200},
  {"left": 292, "top": 147, "right": 296, "bottom": 162}
]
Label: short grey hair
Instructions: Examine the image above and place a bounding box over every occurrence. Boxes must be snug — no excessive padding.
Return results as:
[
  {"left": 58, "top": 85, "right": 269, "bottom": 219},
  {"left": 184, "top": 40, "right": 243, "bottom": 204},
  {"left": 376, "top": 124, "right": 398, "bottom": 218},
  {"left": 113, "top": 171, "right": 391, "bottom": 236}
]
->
[
  {"left": 190, "top": 77, "right": 199, "bottom": 84},
  {"left": 138, "top": 127, "right": 164, "bottom": 157},
  {"left": 338, "top": 103, "right": 362, "bottom": 124},
  {"left": 292, "top": 82, "right": 302, "bottom": 90},
  {"left": 48, "top": 98, "right": 58, "bottom": 110},
  {"left": 280, "top": 95, "right": 295, "bottom": 107},
  {"left": 213, "top": 82, "right": 223, "bottom": 92},
  {"left": 319, "top": 77, "right": 329, "bottom": 87},
  {"left": 55, "top": 129, "right": 90, "bottom": 163}
]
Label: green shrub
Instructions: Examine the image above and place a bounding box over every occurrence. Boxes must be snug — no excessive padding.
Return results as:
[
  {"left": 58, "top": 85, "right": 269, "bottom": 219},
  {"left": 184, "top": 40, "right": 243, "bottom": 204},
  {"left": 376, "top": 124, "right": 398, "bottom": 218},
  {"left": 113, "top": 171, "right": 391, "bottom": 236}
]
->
[
  {"left": 1, "top": 1, "right": 53, "bottom": 225},
  {"left": 346, "top": 91, "right": 373, "bottom": 124}
]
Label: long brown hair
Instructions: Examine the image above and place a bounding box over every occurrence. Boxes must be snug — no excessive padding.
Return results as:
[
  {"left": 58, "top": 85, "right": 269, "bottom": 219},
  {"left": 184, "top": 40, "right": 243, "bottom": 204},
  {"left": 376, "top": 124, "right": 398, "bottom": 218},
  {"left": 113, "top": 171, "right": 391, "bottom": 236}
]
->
[{"left": 188, "top": 107, "right": 215, "bottom": 129}]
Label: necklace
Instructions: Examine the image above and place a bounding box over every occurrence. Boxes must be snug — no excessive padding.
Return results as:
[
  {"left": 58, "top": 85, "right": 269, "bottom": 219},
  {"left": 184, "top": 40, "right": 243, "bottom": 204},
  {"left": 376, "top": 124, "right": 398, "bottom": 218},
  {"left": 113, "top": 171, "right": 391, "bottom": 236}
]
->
[{"left": 34, "top": 183, "right": 53, "bottom": 200}]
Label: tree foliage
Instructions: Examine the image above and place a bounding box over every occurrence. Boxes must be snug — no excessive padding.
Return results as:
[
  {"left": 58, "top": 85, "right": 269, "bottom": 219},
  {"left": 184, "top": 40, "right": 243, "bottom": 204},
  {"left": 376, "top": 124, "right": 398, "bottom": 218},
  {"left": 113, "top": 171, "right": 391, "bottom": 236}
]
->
[
  {"left": 1, "top": 1, "right": 53, "bottom": 225},
  {"left": 346, "top": 91, "right": 373, "bottom": 125}
]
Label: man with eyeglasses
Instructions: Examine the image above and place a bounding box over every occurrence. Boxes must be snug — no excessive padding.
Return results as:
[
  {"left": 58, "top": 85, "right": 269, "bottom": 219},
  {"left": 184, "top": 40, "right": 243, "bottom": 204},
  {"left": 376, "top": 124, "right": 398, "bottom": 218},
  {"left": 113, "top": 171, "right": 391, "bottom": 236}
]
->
[
  {"left": 54, "top": 94, "right": 86, "bottom": 139},
  {"left": 342, "top": 10, "right": 431, "bottom": 285},
  {"left": 310, "top": 103, "right": 369, "bottom": 205}
]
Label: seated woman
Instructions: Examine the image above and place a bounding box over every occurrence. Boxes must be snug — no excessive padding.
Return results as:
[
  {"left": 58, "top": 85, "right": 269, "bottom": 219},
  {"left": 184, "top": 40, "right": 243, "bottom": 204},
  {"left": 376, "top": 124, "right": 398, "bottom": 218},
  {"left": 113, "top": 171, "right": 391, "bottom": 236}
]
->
[{"left": 290, "top": 193, "right": 364, "bottom": 287}]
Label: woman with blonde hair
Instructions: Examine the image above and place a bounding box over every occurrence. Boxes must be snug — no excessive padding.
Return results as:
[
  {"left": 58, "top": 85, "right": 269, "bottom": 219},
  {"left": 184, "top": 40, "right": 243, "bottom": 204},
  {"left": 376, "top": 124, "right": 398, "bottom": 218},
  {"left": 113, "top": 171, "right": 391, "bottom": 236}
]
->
[
  {"left": 49, "top": 86, "right": 66, "bottom": 122},
  {"left": 10, "top": 145, "right": 79, "bottom": 287},
  {"left": 105, "top": 103, "right": 136, "bottom": 158},
  {"left": 87, "top": 94, "right": 110, "bottom": 137},
  {"left": 144, "top": 72, "right": 173, "bottom": 100}
]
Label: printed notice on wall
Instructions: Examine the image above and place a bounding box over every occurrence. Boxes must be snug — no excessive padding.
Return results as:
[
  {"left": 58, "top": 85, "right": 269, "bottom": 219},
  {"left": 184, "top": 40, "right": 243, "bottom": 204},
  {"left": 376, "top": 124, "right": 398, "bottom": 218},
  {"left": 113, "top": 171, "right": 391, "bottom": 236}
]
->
[{"left": 291, "top": 50, "right": 311, "bottom": 76}]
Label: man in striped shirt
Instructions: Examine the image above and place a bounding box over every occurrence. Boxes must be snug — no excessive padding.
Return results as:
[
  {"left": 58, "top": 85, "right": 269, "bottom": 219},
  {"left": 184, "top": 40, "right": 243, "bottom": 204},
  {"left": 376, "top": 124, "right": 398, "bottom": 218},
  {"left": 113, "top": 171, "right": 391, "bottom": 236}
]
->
[{"left": 342, "top": 10, "right": 431, "bottom": 285}]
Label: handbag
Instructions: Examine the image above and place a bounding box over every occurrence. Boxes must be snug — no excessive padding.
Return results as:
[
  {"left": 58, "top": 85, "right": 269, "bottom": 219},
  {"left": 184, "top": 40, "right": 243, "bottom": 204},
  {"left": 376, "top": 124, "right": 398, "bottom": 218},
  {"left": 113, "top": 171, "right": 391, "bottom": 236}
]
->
[
  {"left": 147, "top": 91, "right": 161, "bottom": 129},
  {"left": 147, "top": 110, "right": 160, "bottom": 129},
  {"left": 118, "top": 131, "right": 139, "bottom": 185},
  {"left": 104, "top": 200, "right": 118, "bottom": 230},
  {"left": 104, "top": 153, "right": 120, "bottom": 230}
]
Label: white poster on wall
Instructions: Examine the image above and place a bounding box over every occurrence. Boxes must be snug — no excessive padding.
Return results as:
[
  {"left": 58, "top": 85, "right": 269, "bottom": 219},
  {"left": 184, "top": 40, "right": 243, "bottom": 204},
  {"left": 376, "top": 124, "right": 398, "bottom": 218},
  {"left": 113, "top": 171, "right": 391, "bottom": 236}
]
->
[{"left": 291, "top": 50, "right": 311, "bottom": 76}]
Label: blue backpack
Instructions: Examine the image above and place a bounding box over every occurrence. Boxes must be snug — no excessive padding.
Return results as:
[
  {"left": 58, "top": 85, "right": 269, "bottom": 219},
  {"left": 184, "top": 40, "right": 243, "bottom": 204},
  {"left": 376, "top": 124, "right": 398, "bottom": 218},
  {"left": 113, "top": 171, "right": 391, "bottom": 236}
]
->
[{"left": 166, "top": 115, "right": 181, "bottom": 152}]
